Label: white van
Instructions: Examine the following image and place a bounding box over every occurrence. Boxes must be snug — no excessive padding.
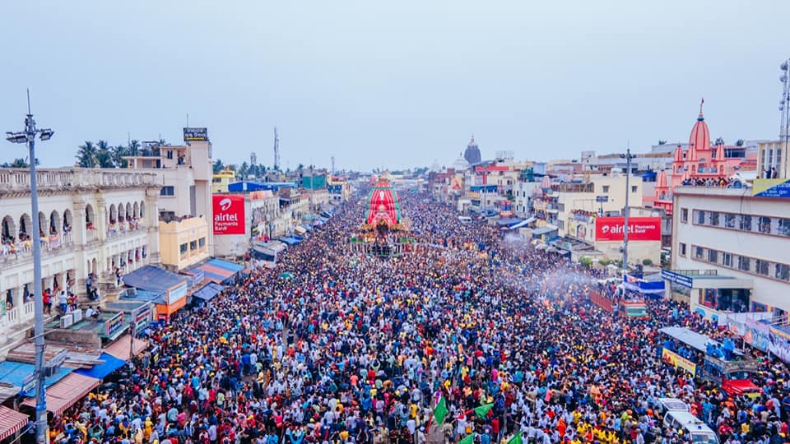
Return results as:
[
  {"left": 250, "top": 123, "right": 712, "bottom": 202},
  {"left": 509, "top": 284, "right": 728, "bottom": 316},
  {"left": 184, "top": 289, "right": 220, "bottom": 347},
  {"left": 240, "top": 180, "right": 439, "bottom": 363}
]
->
[
  {"left": 657, "top": 397, "right": 689, "bottom": 413},
  {"left": 663, "top": 411, "right": 719, "bottom": 444},
  {"left": 458, "top": 216, "right": 472, "bottom": 223}
]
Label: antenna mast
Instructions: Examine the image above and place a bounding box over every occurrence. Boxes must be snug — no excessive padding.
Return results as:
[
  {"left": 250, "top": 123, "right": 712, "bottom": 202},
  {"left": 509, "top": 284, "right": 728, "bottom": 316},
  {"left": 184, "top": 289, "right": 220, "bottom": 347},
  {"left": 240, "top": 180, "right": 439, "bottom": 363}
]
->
[
  {"left": 331, "top": 156, "right": 336, "bottom": 176},
  {"left": 273, "top": 127, "right": 280, "bottom": 172}
]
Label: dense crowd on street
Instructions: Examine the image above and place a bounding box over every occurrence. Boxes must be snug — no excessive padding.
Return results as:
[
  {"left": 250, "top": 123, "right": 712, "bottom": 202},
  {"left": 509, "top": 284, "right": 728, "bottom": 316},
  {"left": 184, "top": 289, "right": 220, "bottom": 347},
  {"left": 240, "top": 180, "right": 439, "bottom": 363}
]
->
[{"left": 47, "top": 191, "right": 790, "bottom": 444}]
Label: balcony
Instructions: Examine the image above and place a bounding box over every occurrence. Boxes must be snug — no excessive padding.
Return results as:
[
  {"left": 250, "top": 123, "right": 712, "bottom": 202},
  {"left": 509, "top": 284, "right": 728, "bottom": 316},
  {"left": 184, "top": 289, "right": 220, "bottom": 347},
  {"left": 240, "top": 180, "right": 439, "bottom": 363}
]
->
[
  {"left": 1, "top": 232, "right": 74, "bottom": 265},
  {"left": 106, "top": 220, "right": 145, "bottom": 239}
]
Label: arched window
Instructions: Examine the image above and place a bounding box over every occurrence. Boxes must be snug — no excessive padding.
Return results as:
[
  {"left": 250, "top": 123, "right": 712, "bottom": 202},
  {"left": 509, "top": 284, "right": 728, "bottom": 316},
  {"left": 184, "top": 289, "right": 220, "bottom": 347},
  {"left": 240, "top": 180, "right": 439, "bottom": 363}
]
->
[
  {"left": 2, "top": 216, "right": 16, "bottom": 242},
  {"left": 85, "top": 204, "right": 95, "bottom": 229},
  {"left": 19, "top": 214, "right": 32, "bottom": 240},
  {"left": 125, "top": 203, "right": 132, "bottom": 221},
  {"left": 49, "top": 210, "right": 61, "bottom": 235},
  {"left": 108, "top": 204, "right": 117, "bottom": 224},
  {"left": 62, "top": 209, "right": 73, "bottom": 233},
  {"left": 140, "top": 201, "right": 145, "bottom": 219}
]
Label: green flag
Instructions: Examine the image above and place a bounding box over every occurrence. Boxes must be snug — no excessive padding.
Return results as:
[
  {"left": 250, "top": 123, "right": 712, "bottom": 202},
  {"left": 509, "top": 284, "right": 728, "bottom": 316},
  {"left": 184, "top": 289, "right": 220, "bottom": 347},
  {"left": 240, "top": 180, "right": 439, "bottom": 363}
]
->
[
  {"left": 458, "top": 434, "right": 474, "bottom": 444},
  {"left": 474, "top": 403, "right": 494, "bottom": 419},
  {"left": 508, "top": 432, "right": 522, "bottom": 444},
  {"left": 433, "top": 397, "right": 448, "bottom": 425}
]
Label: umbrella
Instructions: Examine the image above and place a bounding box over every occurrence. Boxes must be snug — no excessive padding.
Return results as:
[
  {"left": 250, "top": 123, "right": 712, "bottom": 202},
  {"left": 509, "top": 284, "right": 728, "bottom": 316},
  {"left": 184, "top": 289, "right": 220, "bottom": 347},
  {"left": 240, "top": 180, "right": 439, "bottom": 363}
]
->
[{"left": 279, "top": 272, "right": 294, "bottom": 279}]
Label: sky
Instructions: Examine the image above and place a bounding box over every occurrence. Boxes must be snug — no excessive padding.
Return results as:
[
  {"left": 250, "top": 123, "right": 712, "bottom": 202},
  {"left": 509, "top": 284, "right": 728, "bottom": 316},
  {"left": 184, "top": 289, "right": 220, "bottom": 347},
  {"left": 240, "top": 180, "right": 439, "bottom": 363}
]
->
[{"left": 1, "top": 0, "right": 789, "bottom": 172}]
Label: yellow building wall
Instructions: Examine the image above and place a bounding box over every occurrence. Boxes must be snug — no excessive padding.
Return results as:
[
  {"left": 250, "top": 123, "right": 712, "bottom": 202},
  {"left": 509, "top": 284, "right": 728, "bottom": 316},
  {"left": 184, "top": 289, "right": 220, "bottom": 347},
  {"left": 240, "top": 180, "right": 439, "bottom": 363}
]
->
[{"left": 159, "top": 216, "right": 210, "bottom": 271}]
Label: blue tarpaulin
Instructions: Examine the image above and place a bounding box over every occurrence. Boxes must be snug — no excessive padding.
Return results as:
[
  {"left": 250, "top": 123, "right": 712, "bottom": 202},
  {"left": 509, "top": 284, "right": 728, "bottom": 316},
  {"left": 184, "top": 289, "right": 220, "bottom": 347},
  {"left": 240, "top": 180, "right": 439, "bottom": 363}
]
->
[
  {"left": 122, "top": 265, "right": 189, "bottom": 293},
  {"left": 192, "top": 283, "right": 224, "bottom": 302},
  {"left": 75, "top": 353, "right": 126, "bottom": 380},
  {"left": 0, "top": 360, "right": 73, "bottom": 395},
  {"left": 280, "top": 237, "right": 301, "bottom": 246}
]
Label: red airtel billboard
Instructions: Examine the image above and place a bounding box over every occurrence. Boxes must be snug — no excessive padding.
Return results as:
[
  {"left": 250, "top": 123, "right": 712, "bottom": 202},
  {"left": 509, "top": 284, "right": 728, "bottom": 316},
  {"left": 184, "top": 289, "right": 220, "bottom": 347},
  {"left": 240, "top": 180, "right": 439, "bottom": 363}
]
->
[
  {"left": 213, "top": 195, "right": 246, "bottom": 235},
  {"left": 595, "top": 216, "right": 661, "bottom": 241}
]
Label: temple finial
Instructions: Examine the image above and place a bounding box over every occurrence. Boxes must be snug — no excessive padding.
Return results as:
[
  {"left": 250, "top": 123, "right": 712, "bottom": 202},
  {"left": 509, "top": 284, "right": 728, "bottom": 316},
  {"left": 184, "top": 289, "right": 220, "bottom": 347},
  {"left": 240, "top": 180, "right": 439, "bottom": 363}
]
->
[{"left": 699, "top": 97, "right": 705, "bottom": 117}]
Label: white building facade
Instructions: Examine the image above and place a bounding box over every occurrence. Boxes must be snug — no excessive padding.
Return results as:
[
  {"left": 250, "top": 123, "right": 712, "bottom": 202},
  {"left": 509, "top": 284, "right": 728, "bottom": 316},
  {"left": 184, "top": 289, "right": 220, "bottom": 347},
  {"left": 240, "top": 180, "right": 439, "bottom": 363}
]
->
[
  {"left": 671, "top": 186, "right": 790, "bottom": 315},
  {"left": 0, "top": 168, "right": 160, "bottom": 349}
]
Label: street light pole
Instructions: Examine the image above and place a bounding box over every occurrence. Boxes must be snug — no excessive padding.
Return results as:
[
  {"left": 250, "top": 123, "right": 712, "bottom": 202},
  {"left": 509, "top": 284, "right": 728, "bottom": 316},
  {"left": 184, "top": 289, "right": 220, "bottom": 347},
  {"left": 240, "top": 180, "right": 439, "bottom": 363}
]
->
[
  {"left": 6, "top": 90, "right": 54, "bottom": 444},
  {"left": 621, "top": 148, "right": 633, "bottom": 273}
]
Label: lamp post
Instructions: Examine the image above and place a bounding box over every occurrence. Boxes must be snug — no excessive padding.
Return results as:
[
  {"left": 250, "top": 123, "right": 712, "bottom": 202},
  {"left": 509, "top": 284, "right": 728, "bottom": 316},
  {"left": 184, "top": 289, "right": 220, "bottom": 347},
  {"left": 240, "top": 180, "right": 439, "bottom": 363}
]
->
[
  {"left": 5, "top": 90, "right": 54, "bottom": 444},
  {"left": 619, "top": 148, "right": 634, "bottom": 273}
]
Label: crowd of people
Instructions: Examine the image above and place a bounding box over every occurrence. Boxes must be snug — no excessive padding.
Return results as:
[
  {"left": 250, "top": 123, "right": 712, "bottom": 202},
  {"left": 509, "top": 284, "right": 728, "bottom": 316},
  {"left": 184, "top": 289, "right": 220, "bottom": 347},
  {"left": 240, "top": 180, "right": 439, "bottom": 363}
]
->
[{"left": 46, "top": 191, "right": 790, "bottom": 444}]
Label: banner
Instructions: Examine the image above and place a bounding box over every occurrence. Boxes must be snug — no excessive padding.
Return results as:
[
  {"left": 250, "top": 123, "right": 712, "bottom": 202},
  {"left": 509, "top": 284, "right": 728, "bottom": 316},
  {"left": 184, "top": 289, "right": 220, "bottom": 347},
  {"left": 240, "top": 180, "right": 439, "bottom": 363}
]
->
[
  {"left": 595, "top": 217, "right": 661, "bottom": 241},
  {"left": 105, "top": 312, "right": 125, "bottom": 338},
  {"left": 753, "top": 179, "right": 790, "bottom": 198},
  {"left": 213, "top": 195, "right": 246, "bottom": 235},
  {"left": 661, "top": 348, "right": 697, "bottom": 375}
]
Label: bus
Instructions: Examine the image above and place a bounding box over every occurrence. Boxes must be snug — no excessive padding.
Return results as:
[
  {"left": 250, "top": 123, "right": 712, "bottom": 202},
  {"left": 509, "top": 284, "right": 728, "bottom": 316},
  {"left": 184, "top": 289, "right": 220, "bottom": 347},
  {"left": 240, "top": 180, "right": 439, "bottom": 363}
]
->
[{"left": 658, "top": 327, "right": 761, "bottom": 398}]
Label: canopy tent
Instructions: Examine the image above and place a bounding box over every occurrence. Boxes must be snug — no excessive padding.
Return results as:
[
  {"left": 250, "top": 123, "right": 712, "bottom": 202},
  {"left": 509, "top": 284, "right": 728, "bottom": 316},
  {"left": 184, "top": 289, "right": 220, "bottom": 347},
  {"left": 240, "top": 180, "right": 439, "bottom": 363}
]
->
[
  {"left": 0, "top": 406, "right": 29, "bottom": 441},
  {"left": 75, "top": 353, "right": 126, "bottom": 380},
  {"left": 122, "top": 265, "right": 189, "bottom": 293},
  {"left": 279, "top": 272, "right": 295, "bottom": 280},
  {"left": 508, "top": 219, "right": 532, "bottom": 230},
  {"left": 192, "top": 283, "right": 224, "bottom": 302},
  {"left": 21, "top": 373, "right": 100, "bottom": 416}
]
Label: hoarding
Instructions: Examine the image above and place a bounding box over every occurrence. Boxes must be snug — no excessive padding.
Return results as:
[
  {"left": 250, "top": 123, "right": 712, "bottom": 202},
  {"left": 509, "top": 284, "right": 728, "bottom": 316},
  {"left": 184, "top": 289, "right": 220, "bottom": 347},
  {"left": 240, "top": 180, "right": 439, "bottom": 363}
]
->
[
  {"left": 661, "top": 348, "right": 697, "bottom": 375},
  {"left": 595, "top": 216, "right": 661, "bottom": 241},
  {"left": 183, "top": 127, "right": 208, "bottom": 141},
  {"left": 213, "top": 194, "right": 246, "bottom": 235}
]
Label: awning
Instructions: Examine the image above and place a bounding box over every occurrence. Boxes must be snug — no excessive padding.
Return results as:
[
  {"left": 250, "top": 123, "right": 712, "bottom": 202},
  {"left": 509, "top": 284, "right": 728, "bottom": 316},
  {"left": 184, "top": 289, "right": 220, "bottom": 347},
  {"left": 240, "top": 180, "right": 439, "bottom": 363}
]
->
[
  {"left": 192, "top": 283, "right": 224, "bottom": 302},
  {"left": 104, "top": 334, "right": 149, "bottom": 360},
  {"left": 0, "top": 360, "right": 73, "bottom": 397},
  {"left": 0, "top": 406, "right": 29, "bottom": 441},
  {"left": 75, "top": 353, "right": 126, "bottom": 380},
  {"left": 189, "top": 259, "right": 244, "bottom": 284},
  {"left": 508, "top": 219, "right": 530, "bottom": 230},
  {"left": 294, "top": 226, "right": 307, "bottom": 235},
  {"left": 122, "top": 265, "right": 189, "bottom": 293},
  {"left": 21, "top": 373, "right": 100, "bottom": 416}
]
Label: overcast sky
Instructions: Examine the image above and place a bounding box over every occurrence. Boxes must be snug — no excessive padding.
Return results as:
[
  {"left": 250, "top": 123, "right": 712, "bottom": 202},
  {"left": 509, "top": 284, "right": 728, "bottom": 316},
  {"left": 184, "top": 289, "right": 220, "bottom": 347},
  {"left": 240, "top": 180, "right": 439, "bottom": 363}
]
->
[{"left": 1, "top": 0, "right": 788, "bottom": 171}]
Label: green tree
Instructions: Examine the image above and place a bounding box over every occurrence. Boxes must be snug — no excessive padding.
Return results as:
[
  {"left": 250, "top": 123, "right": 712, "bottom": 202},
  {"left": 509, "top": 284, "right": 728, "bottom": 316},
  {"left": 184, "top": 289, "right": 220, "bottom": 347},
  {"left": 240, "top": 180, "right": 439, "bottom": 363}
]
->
[
  {"left": 96, "top": 147, "right": 116, "bottom": 168},
  {"left": 128, "top": 139, "right": 141, "bottom": 156},
  {"left": 213, "top": 159, "right": 225, "bottom": 174},
  {"left": 112, "top": 145, "right": 129, "bottom": 168},
  {"left": 239, "top": 161, "right": 249, "bottom": 179},
  {"left": 1, "top": 158, "right": 38, "bottom": 168},
  {"left": 76, "top": 141, "right": 99, "bottom": 167}
]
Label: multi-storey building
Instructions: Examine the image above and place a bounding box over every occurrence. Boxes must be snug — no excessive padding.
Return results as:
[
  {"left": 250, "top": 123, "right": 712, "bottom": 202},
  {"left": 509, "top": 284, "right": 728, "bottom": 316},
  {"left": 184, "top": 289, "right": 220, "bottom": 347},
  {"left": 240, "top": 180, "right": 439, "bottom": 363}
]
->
[
  {"left": 670, "top": 186, "right": 790, "bottom": 317},
  {"left": 123, "top": 128, "right": 214, "bottom": 268},
  {"left": 0, "top": 168, "right": 160, "bottom": 352}
]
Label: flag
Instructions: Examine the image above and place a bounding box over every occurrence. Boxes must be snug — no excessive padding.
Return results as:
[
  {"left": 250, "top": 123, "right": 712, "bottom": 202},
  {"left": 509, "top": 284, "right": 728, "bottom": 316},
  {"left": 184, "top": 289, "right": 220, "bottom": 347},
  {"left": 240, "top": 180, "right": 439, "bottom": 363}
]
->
[
  {"left": 433, "top": 397, "right": 448, "bottom": 425},
  {"left": 474, "top": 403, "right": 494, "bottom": 419},
  {"left": 459, "top": 434, "right": 474, "bottom": 444},
  {"left": 508, "top": 432, "right": 523, "bottom": 444}
]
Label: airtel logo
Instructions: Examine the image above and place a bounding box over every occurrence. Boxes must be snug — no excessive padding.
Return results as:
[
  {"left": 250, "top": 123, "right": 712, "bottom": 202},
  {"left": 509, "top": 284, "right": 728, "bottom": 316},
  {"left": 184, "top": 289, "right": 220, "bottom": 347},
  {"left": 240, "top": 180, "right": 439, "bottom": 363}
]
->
[
  {"left": 219, "top": 198, "right": 232, "bottom": 211},
  {"left": 602, "top": 225, "right": 611, "bottom": 234}
]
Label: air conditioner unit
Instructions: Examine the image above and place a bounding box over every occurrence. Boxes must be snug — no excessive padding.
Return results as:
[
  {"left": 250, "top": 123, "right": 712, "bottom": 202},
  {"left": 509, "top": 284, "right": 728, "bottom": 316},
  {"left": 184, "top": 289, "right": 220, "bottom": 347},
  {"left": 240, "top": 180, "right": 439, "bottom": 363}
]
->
[
  {"left": 71, "top": 309, "right": 83, "bottom": 323},
  {"left": 60, "top": 314, "right": 73, "bottom": 328}
]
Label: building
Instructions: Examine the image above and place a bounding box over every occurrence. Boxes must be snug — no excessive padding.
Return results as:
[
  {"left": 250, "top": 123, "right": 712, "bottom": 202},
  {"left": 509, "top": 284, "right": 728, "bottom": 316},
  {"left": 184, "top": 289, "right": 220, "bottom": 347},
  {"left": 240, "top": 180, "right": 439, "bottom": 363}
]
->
[
  {"left": 124, "top": 128, "right": 214, "bottom": 259},
  {"left": 756, "top": 140, "right": 789, "bottom": 179},
  {"left": 670, "top": 185, "right": 790, "bottom": 317},
  {"left": 0, "top": 168, "right": 160, "bottom": 355},
  {"left": 211, "top": 166, "right": 236, "bottom": 194},
  {"left": 158, "top": 215, "right": 210, "bottom": 272},
  {"left": 464, "top": 136, "right": 481, "bottom": 165},
  {"left": 549, "top": 174, "right": 660, "bottom": 265},
  {"left": 653, "top": 103, "right": 752, "bottom": 214}
]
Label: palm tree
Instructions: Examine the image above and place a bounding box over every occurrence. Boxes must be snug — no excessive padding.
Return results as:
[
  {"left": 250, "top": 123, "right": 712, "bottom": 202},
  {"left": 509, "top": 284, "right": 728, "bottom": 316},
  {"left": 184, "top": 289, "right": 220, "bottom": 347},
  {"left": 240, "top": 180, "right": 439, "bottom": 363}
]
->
[
  {"left": 239, "top": 161, "right": 249, "bottom": 179},
  {"left": 128, "top": 139, "right": 141, "bottom": 157},
  {"left": 96, "top": 148, "right": 115, "bottom": 168},
  {"left": 112, "top": 145, "right": 129, "bottom": 168},
  {"left": 213, "top": 159, "right": 225, "bottom": 174},
  {"left": 95, "top": 140, "right": 115, "bottom": 168},
  {"left": 76, "top": 141, "right": 98, "bottom": 168}
]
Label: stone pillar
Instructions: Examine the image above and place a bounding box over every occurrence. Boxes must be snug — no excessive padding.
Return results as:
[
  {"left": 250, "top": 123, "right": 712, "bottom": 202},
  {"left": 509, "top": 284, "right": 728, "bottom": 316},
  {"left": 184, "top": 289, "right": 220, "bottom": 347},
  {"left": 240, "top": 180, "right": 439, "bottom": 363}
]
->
[{"left": 145, "top": 188, "right": 161, "bottom": 264}]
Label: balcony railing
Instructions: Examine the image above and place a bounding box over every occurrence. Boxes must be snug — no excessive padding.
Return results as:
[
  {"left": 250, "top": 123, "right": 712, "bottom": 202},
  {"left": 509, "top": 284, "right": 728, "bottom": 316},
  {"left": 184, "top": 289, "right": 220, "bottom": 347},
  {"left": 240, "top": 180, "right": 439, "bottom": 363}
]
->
[{"left": 0, "top": 168, "right": 157, "bottom": 194}]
